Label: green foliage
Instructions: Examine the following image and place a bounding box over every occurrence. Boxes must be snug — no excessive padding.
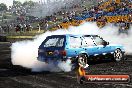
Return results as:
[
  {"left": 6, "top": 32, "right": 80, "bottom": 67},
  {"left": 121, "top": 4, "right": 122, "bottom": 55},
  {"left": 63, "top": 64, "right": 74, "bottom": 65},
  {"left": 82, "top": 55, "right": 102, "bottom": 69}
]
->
[
  {"left": 0, "top": 3, "right": 7, "bottom": 11},
  {"left": 13, "top": 1, "right": 22, "bottom": 7},
  {"left": 23, "top": 1, "right": 35, "bottom": 7}
]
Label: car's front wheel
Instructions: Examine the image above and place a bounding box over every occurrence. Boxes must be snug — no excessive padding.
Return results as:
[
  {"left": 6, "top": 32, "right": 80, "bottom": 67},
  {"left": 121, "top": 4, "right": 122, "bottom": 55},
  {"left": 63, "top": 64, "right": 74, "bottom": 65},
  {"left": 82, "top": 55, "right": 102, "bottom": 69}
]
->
[{"left": 113, "top": 49, "right": 124, "bottom": 62}]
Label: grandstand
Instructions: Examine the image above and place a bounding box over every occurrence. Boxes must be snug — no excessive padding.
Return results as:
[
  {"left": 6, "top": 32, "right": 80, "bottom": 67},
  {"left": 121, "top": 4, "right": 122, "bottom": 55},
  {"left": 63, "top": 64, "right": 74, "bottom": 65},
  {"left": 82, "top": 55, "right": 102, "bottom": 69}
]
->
[
  {"left": 57, "top": 0, "right": 131, "bottom": 29},
  {"left": 0, "top": 0, "right": 131, "bottom": 39}
]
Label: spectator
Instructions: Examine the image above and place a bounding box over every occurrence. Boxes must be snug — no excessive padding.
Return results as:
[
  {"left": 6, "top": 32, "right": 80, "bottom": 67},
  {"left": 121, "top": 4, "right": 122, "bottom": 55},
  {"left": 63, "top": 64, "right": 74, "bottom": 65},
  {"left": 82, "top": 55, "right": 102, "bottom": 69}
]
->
[
  {"left": 0, "top": 26, "right": 4, "bottom": 33},
  {"left": 37, "top": 24, "right": 41, "bottom": 32},
  {"left": 45, "top": 22, "right": 49, "bottom": 31}
]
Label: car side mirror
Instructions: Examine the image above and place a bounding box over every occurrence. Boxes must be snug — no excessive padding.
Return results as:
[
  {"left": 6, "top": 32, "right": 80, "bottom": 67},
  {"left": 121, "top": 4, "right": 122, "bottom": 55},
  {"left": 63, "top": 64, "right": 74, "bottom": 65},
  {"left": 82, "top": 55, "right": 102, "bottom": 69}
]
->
[{"left": 103, "top": 41, "right": 109, "bottom": 46}]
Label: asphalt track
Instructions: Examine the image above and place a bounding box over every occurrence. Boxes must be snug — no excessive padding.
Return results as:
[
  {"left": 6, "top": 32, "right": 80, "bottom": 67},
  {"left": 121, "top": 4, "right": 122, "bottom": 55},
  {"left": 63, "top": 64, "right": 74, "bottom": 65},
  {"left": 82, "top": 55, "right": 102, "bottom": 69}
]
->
[{"left": 0, "top": 43, "right": 132, "bottom": 88}]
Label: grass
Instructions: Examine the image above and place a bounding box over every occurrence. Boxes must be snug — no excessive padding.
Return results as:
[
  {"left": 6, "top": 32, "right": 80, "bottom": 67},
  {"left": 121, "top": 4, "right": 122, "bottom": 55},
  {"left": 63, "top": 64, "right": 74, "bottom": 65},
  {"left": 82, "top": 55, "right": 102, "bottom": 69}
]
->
[
  {"left": 7, "top": 36, "right": 34, "bottom": 39},
  {"left": 6, "top": 29, "right": 44, "bottom": 38}
]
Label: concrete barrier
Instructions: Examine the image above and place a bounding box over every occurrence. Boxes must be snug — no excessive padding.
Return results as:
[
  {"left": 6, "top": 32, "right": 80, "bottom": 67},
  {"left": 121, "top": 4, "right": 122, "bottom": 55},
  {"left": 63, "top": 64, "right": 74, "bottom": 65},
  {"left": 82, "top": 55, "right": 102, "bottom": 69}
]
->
[{"left": 6, "top": 36, "right": 34, "bottom": 42}]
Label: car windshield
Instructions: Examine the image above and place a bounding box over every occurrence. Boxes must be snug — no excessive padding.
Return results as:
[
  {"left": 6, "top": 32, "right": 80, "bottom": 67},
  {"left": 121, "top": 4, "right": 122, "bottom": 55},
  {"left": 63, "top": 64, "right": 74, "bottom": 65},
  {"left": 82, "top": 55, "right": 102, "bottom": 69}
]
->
[
  {"left": 92, "top": 36, "right": 104, "bottom": 45},
  {"left": 44, "top": 37, "right": 65, "bottom": 47}
]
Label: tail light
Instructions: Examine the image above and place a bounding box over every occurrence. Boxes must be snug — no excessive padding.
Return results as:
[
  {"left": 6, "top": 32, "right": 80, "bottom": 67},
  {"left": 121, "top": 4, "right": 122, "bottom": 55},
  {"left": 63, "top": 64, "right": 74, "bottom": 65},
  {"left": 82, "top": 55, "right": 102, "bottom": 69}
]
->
[{"left": 60, "top": 50, "right": 66, "bottom": 56}]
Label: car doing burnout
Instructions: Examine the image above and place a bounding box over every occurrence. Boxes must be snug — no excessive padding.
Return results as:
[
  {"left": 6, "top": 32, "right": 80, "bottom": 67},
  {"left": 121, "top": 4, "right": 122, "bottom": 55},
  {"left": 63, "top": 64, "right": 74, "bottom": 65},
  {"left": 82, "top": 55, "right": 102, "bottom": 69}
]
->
[{"left": 37, "top": 34, "right": 125, "bottom": 68}]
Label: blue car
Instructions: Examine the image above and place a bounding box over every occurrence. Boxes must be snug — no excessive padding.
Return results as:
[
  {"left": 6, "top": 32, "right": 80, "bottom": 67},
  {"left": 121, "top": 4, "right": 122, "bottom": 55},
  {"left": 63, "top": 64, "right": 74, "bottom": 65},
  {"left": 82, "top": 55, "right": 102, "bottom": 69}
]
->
[{"left": 37, "top": 34, "right": 125, "bottom": 68}]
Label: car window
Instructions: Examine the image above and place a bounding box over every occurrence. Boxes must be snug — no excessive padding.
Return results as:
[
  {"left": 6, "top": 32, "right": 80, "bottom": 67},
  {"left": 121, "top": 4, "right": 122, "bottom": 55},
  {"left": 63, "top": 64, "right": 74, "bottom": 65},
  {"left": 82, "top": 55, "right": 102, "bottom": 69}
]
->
[
  {"left": 69, "top": 36, "right": 81, "bottom": 48},
  {"left": 44, "top": 37, "right": 64, "bottom": 47},
  {"left": 82, "top": 37, "right": 95, "bottom": 47},
  {"left": 92, "top": 36, "right": 104, "bottom": 45}
]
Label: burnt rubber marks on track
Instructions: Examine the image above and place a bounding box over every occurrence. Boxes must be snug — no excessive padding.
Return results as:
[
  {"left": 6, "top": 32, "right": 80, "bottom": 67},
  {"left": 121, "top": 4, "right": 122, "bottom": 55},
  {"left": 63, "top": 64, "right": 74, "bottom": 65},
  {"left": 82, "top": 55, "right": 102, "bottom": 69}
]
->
[{"left": 0, "top": 43, "right": 132, "bottom": 88}]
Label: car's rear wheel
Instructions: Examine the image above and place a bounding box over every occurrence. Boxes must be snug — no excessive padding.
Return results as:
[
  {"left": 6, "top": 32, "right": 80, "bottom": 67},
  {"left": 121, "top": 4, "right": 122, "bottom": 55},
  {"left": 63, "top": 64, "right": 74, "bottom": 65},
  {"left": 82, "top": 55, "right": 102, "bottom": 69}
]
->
[
  {"left": 71, "top": 54, "right": 88, "bottom": 70},
  {"left": 113, "top": 49, "right": 124, "bottom": 62},
  {"left": 77, "top": 54, "right": 88, "bottom": 68}
]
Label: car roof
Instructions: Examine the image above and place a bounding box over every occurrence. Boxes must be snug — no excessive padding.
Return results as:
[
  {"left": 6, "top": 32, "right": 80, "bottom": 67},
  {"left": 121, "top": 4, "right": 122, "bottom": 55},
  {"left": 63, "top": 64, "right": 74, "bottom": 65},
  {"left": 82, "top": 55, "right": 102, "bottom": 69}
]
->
[{"left": 47, "top": 34, "right": 98, "bottom": 37}]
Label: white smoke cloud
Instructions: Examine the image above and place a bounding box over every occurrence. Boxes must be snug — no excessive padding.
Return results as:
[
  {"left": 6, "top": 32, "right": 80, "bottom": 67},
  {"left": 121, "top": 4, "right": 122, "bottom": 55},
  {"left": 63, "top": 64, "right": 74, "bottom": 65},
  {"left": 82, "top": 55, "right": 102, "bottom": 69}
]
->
[
  {"left": 11, "top": 22, "right": 132, "bottom": 72},
  {"left": 99, "top": 23, "right": 132, "bottom": 54}
]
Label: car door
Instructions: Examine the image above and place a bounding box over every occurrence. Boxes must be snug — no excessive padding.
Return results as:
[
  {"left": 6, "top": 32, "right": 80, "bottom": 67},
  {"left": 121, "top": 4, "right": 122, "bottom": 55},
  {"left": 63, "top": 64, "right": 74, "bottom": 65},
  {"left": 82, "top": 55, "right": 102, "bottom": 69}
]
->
[
  {"left": 66, "top": 36, "right": 84, "bottom": 57},
  {"left": 81, "top": 36, "right": 98, "bottom": 56}
]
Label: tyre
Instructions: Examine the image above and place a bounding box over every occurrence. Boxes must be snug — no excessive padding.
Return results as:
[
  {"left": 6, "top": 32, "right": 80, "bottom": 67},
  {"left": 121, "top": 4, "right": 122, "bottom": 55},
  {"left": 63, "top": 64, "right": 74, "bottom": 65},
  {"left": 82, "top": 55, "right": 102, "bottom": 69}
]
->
[
  {"left": 71, "top": 54, "right": 88, "bottom": 70},
  {"left": 113, "top": 49, "right": 124, "bottom": 62},
  {"left": 77, "top": 54, "right": 88, "bottom": 68}
]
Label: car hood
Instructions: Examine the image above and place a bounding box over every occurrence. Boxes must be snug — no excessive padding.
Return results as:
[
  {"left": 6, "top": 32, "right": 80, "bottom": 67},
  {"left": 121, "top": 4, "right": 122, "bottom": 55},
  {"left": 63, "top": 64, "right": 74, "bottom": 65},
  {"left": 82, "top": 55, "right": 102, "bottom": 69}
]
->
[{"left": 108, "top": 44, "right": 125, "bottom": 52}]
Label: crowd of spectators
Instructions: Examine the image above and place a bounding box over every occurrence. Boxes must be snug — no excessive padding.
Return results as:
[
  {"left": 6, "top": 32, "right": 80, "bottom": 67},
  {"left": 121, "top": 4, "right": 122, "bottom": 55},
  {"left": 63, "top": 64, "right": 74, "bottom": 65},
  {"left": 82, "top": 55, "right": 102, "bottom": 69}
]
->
[
  {"left": 0, "top": 0, "right": 131, "bottom": 35},
  {"left": 70, "top": 0, "right": 131, "bottom": 34},
  {"left": 74, "top": 0, "right": 131, "bottom": 20}
]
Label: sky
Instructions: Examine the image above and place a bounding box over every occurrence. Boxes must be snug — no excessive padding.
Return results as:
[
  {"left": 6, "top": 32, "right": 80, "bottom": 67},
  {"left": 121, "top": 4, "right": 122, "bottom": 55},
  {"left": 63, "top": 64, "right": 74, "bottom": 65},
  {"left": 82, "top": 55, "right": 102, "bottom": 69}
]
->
[{"left": 0, "top": 0, "right": 39, "bottom": 7}]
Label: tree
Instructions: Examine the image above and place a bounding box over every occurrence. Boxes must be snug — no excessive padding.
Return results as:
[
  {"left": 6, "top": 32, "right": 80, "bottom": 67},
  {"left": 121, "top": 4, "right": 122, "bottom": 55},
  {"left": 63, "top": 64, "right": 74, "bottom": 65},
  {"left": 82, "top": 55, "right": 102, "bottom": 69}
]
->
[
  {"left": 23, "top": 1, "right": 35, "bottom": 7},
  {"left": 0, "top": 3, "right": 7, "bottom": 11},
  {"left": 13, "top": 1, "right": 22, "bottom": 7}
]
